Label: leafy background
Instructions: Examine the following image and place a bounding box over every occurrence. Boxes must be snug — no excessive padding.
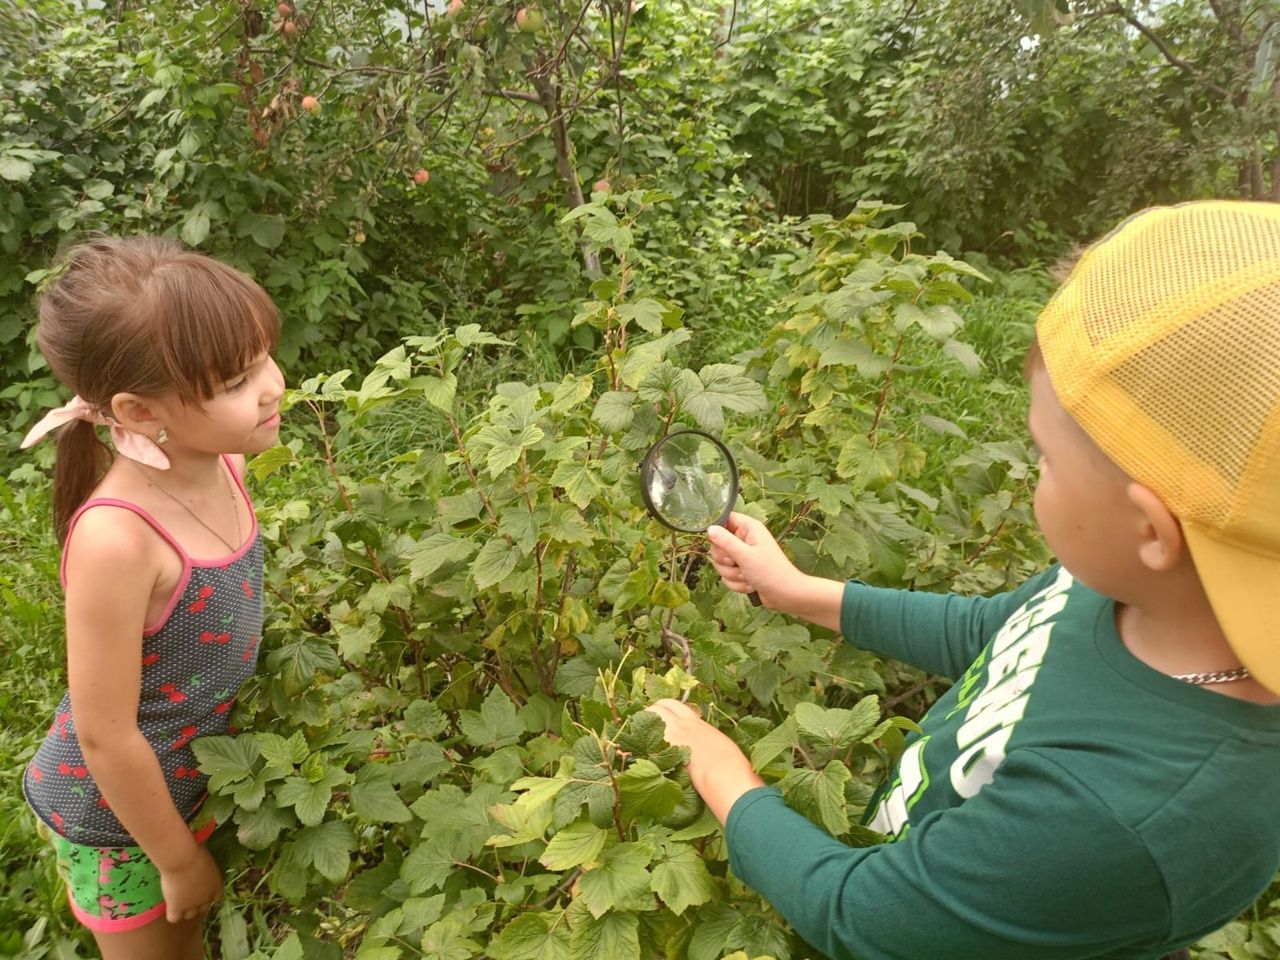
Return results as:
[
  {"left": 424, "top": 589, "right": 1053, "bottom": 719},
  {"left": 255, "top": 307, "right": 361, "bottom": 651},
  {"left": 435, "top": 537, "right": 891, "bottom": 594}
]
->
[{"left": 2, "top": 1, "right": 1279, "bottom": 957}]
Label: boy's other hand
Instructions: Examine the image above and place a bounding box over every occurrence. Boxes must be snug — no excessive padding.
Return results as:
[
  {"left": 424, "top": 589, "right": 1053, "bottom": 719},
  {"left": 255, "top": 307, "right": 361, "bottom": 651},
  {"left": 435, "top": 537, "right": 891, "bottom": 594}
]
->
[{"left": 647, "top": 698, "right": 765, "bottom": 825}]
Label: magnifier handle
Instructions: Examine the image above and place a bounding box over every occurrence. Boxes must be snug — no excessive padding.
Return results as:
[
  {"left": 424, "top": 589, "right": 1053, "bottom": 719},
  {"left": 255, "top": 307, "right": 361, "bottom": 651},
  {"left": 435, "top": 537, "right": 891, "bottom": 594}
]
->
[{"left": 747, "top": 591, "right": 762, "bottom": 607}]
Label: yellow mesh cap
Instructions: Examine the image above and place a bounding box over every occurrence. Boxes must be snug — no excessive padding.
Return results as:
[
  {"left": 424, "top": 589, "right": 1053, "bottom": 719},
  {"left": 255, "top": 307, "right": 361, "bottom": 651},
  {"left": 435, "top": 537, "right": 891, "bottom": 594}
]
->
[{"left": 1037, "top": 200, "right": 1280, "bottom": 692}]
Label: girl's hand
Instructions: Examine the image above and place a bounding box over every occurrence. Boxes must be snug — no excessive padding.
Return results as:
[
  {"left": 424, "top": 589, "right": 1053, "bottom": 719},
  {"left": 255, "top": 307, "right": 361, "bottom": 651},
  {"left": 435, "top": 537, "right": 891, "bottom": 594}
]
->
[
  {"left": 160, "top": 845, "right": 223, "bottom": 923},
  {"left": 647, "top": 699, "right": 765, "bottom": 825},
  {"left": 707, "top": 512, "right": 845, "bottom": 631}
]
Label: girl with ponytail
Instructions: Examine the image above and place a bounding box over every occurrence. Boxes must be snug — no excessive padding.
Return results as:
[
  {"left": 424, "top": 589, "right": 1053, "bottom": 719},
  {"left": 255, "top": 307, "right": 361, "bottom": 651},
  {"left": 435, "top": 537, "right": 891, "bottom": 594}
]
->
[{"left": 19, "top": 235, "right": 284, "bottom": 959}]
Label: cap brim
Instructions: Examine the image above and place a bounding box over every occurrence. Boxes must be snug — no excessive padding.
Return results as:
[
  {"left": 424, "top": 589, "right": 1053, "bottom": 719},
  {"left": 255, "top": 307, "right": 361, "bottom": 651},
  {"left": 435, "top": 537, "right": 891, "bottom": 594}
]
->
[{"left": 1184, "top": 523, "right": 1280, "bottom": 694}]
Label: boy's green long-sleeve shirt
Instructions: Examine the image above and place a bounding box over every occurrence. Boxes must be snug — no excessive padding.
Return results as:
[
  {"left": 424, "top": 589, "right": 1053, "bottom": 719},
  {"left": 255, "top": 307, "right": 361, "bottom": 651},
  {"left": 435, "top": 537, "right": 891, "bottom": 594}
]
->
[{"left": 725, "top": 567, "right": 1280, "bottom": 960}]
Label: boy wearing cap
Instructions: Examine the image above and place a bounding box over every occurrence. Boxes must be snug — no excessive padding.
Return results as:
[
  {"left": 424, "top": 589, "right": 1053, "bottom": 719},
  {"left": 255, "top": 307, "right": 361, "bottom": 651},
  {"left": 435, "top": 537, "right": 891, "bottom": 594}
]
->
[{"left": 649, "top": 200, "right": 1280, "bottom": 960}]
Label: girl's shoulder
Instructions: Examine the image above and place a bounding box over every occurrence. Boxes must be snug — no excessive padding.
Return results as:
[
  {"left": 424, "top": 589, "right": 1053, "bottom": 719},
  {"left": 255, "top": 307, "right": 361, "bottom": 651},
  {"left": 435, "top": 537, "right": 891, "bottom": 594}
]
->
[{"left": 63, "top": 500, "right": 170, "bottom": 577}]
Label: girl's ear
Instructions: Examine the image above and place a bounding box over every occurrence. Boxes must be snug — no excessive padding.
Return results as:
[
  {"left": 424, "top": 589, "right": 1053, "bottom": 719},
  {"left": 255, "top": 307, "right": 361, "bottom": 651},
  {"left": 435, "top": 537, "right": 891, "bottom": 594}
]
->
[
  {"left": 110, "top": 393, "right": 168, "bottom": 433},
  {"left": 1127, "top": 482, "right": 1185, "bottom": 573}
]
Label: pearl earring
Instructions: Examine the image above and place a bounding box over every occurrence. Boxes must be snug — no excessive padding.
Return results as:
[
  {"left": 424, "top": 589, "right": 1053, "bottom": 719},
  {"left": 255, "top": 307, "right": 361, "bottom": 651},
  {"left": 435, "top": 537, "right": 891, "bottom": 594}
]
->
[{"left": 156, "top": 428, "right": 168, "bottom": 445}]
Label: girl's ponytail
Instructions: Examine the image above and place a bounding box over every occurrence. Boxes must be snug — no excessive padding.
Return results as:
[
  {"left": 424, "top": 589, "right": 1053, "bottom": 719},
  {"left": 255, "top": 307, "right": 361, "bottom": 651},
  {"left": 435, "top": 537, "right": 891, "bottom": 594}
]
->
[{"left": 52, "top": 418, "right": 111, "bottom": 544}]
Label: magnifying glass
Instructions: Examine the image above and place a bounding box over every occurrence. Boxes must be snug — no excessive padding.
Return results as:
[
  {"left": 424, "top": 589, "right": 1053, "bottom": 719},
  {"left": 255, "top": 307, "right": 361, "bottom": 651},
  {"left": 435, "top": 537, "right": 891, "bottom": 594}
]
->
[{"left": 639, "top": 429, "right": 761, "bottom": 606}]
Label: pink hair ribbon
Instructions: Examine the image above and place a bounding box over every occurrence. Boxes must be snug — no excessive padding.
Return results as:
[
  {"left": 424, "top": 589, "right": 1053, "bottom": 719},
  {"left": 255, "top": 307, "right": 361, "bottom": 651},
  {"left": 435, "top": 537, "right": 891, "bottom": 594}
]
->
[{"left": 21, "top": 395, "right": 171, "bottom": 469}]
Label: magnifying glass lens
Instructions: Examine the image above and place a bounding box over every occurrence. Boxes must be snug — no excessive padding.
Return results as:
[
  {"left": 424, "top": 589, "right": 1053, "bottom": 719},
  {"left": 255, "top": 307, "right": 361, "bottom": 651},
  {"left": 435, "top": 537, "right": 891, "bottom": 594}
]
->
[{"left": 644, "top": 432, "right": 735, "bottom": 532}]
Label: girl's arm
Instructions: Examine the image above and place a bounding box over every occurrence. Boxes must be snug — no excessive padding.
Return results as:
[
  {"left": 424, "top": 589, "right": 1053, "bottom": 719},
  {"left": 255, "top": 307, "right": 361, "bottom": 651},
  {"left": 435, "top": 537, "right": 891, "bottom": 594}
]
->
[{"left": 63, "top": 508, "right": 223, "bottom": 923}]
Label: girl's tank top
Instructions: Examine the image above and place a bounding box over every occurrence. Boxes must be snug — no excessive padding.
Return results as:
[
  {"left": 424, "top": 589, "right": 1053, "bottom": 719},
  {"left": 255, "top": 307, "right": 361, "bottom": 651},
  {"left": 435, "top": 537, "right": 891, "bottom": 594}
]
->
[{"left": 23, "top": 456, "right": 264, "bottom": 847}]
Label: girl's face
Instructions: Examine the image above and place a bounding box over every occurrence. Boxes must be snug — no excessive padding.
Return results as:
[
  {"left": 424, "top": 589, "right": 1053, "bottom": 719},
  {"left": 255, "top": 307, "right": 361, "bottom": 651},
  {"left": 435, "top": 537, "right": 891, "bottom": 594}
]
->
[{"left": 163, "top": 352, "right": 286, "bottom": 456}]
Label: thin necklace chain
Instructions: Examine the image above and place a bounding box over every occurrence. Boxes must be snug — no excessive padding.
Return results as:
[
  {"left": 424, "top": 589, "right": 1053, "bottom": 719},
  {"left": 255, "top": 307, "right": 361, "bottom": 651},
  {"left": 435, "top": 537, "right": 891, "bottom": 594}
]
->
[
  {"left": 133, "top": 460, "right": 242, "bottom": 553},
  {"left": 1171, "top": 666, "right": 1251, "bottom": 685}
]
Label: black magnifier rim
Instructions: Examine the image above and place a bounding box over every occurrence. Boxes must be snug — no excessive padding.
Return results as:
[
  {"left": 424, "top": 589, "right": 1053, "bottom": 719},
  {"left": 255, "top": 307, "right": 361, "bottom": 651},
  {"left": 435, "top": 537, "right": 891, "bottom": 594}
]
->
[{"left": 639, "top": 428, "right": 740, "bottom": 534}]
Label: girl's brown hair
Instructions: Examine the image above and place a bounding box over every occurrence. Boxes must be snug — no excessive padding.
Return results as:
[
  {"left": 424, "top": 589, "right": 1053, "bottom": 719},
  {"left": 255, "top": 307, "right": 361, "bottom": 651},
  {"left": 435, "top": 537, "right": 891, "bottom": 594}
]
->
[{"left": 35, "top": 235, "right": 280, "bottom": 542}]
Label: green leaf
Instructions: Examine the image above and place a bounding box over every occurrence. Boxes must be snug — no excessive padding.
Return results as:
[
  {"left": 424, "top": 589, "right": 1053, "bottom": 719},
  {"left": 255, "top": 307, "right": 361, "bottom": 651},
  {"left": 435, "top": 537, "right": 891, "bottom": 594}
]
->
[
  {"left": 472, "top": 538, "right": 520, "bottom": 590},
  {"left": 649, "top": 579, "right": 690, "bottom": 609},
  {"left": 794, "top": 696, "right": 882, "bottom": 748},
  {"left": 236, "top": 803, "right": 294, "bottom": 849},
  {"left": 490, "top": 912, "right": 571, "bottom": 960},
  {"left": 650, "top": 843, "right": 714, "bottom": 915},
  {"left": 550, "top": 375, "right": 594, "bottom": 415},
  {"left": 592, "top": 391, "right": 636, "bottom": 433},
  {"left": 0, "top": 155, "right": 34, "bottom": 182},
  {"left": 942, "top": 338, "right": 983, "bottom": 375},
  {"left": 192, "top": 735, "right": 259, "bottom": 791},
  {"left": 813, "top": 760, "right": 853, "bottom": 835},
  {"left": 407, "top": 533, "right": 476, "bottom": 582},
  {"left": 352, "top": 765, "right": 412, "bottom": 823},
  {"left": 459, "top": 688, "right": 524, "bottom": 749},
  {"left": 817, "top": 338, "right": 892, "bottom": 376},
  {"left": 401, "top": 836, "right": 456, "bottom": 893},
  {"left": 181, "top": 209, "right": 211, "bottom": 248},
  {"left": 550, "top": 459, "right": 603, "bottom": 510},
  {"left": 276, "top": 776, "right": 332, "bottom": 827},
  {"left": 257, "top": 732, "right": 308, "bottom": 771},
  {"left": 238, "top": 212, "right": 285, "bottom": 250},
  {"left": 616, "top": 759, "right": 682, "bottom": 821},
  {"left": 616, "top": 298, "right": 665, "bottom": 334},
  {"left": 82, "top": 178, "right": 114, "bottom": 200},
  {"left": 749, "top": 717, "right": 797, "bottom": 771},
  {"left": 539, "top": 818, "right": 609, "bottom": 871},
  {"left": 292, "top": 820, "right": 357, "bottom": 883},
  {"left": 576, "top": 842, "right": 655, "bottom": 918},
  {"left": 567, "top": 905, "right": 640, "bottom": 960}
]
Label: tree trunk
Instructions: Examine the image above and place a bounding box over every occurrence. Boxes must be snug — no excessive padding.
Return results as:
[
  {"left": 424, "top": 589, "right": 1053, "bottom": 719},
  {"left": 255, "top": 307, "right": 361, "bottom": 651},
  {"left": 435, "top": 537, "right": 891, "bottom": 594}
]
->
[{"left": 529, "top": 72, "right": 603, "bottom": 279}]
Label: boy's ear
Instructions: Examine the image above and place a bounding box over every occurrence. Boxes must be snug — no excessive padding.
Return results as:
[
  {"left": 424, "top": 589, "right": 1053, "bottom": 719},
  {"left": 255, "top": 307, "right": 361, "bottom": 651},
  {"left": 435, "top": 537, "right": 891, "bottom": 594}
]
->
[
  {"left": 1127, "top": 482, "right": 1185, "bottom": 573},
  {"left": 110, "top": 393, "right": 168, "bottom": 433}
]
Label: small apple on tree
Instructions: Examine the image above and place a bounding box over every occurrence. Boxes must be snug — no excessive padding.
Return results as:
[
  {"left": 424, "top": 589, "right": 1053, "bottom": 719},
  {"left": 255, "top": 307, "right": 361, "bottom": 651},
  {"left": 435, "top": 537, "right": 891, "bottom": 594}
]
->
[
  {"left": 277, "top": 2, "right": 291, "bottom": 16},
  {"left": 281, "top": 18, "right": 297, "bottom": 37},
  {"left": 593, "top": 178, "right": 611, "bottom": 195},
  {"left": 446, "top": 0, "right": 464, "bottom": 18},
  {"left": 516, "top": 6, "right": 545, "bottom": 33},
  {"left": 414, "top": 168, "right": 431, "bottom": 184},
  {"left": 301, "top": 95, "right": 320, "bottom": 114}
]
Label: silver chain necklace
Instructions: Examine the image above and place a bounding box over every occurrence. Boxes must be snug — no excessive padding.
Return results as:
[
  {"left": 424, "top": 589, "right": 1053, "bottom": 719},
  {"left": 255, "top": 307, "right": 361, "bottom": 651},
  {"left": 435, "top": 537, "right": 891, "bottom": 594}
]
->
[
  {"left": 133, "top": 461, "right": 242, "bottom": 553},
  {"left": 1171, "top": 666, "right": 1251, "bottom": 685}
]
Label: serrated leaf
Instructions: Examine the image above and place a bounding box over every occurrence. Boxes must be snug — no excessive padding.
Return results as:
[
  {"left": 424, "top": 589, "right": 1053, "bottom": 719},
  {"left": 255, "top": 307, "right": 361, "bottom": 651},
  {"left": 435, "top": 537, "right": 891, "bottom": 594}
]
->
[
  {"left": 550, "top": 375, "right": 594, "bottom": 415},
  {"left": 292, "top": 820, "right": 356, "bottom": 883},
  {"left": 794, "top": 696, "right": 882, "bottom": 749},
  {"left": 943, "top": 338, "right": 983, "bottom": 375},
  {"left": 490, "top": 912, "right": 571, "bottom": 960},
  {"left": 539, "top": 818, "right": 609, "bottom": 871},
  {"left": 407, "top": 533, "right": 476, "bottom": 582},
  {"left": 352, "top": 765, "right": 412, "bottom": 823},
  {"left": 459, "top": 688, "right": 524, "bottom": 749},
  {"left": 0, "top": 155, "right": 34, "bottom": 182},
  {"left": 277, "top": 776, "right": 332, "bottom": 827},
  {"left": 192, "top": 735, "right": 259, "bottom": 791},
  {"left": 650, "top": 843, "right": 713, "bottom": 915},
  {"left": 616, "top": 298, "right": 665, "bottom": 334},
  {"left": 576, "top": 842, "right": 654, "bottom": 918},
  {"left": 616, "top": 760, "right": 682, "bottom": 821},
  {"left": 550, "top": 459, "right": 602, "bottom": 510},
  {"left": 749, "top": 717, "right": 797, "bottom": 771},
  {"left": 817, "top": 338, "right": 892, "bottom": 375},
  {"left": 181, "top": 210, "right": 210, "bottom": 247},
  {"left": 592, "top": 391, "right": 636, "bottom": 433},
  {"left": 814, "top": 760, "right": 853, "bottom": 835},
  {"left": 401, "top": 836, "right": 456, "bottom": 893},
  {"left": 472, "top": 538, "right": 520, "bottom": 589},
  {"left": 568, "top": 908, "right": 639, "bottom": 960}
]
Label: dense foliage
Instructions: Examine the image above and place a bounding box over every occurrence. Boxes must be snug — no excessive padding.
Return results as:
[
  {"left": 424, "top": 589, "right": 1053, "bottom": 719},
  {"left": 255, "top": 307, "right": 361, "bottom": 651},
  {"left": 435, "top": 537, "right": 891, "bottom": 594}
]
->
[{"left": 4, "top": 1, "right": 1280, "bottom": 957}]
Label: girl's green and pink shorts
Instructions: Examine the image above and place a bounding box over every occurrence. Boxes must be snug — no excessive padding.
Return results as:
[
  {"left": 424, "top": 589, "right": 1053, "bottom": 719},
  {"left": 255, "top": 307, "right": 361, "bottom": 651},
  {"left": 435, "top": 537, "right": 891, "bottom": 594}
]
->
[{"left": 38, "top": 819, "right": 216, "bottom": 933}]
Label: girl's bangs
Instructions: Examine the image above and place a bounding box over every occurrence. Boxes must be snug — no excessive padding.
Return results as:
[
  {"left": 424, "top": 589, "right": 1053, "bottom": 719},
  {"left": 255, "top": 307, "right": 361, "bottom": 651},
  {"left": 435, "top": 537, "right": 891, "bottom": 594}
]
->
[{"left": 151, "top": 257, "right": 281, "bottom": 402}]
